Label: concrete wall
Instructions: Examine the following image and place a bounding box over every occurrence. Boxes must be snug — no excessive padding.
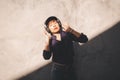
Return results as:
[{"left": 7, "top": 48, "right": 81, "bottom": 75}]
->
[{"left": 0, "top": 0, "right": 120, "bottom": 80}]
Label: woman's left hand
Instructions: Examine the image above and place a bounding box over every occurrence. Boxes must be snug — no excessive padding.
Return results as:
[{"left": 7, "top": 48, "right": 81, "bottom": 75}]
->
[{"left": 62, "top": 23, "right": 72, "bottom": 32}]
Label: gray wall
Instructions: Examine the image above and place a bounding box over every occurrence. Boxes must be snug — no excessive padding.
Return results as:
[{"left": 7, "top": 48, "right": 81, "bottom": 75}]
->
[{"left": 0, "top": 0, "right": 120, "bottom": 80}]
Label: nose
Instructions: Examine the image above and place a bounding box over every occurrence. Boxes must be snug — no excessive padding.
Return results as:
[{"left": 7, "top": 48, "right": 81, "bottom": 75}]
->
[{"left": 51, "top": 24, "right": 56, "bottom": 28}]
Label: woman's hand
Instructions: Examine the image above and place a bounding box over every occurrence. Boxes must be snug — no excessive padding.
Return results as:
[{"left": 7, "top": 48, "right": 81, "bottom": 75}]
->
[
  {"left": 62, "top": 23, "right": 73, "bottom": 32},
  {"left": 63, "top": 23, "right": 81, "bottom": 38},
  {"left": 44, "top": 30, "right": 51, "bottom": 45}
]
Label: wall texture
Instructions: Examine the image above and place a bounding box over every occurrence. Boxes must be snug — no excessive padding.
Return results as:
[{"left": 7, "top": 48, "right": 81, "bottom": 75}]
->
[{"left": 0, "top": 0, "right": 120, "bottom": 80}]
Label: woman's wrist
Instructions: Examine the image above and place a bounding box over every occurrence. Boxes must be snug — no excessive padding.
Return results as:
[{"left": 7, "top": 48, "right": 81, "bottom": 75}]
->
[
  {"left": 69, "top": 28, "right": 73, "bottom": 33},
  {"left": 69, "top": 27, "right": 81, "bottom": 38},
  {"left": 68, "top": 28, "right": 74, "bottom": 33},
  {"left": 44, "top": 44, "right": 50, "bottom": 51}
]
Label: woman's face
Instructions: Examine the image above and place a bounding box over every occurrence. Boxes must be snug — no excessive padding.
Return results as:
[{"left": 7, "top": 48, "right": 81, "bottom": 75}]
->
[{"left": 48, "top": 20, "right": 60, "bottom": 34}]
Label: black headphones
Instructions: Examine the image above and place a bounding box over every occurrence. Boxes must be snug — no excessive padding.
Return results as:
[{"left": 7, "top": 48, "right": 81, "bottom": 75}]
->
[{"left": 44, "top": 16, "right": 62, "bottom": 34}]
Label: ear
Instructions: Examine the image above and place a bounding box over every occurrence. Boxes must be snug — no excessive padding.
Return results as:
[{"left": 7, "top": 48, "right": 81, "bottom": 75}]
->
[{"left": 44, "top": 26, "right": 51, "bottom": 33}]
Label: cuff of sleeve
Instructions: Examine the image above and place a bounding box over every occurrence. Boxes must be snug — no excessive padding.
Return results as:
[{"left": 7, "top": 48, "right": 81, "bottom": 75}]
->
[
  {"left": 78, "top": 33, "right": 88, "bottom": 43},
  {"left": 43, "top": 50, "right": 51, "bottom": 60}
]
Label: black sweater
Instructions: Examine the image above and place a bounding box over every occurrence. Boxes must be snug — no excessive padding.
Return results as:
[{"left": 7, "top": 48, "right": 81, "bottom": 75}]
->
[{"left": 43, "top": 31, "right": 88, "bottom": 64}]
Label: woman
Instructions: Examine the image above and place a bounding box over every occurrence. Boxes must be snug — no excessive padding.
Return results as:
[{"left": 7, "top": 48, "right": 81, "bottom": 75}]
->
[{"left": 43, "top": 16, "right": 88, "bottom": 80}]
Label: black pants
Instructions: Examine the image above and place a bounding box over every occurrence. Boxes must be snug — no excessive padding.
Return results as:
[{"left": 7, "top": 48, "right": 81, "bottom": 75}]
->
[{"left": 51, "top": 63, "right": 76, "bottom": 80}]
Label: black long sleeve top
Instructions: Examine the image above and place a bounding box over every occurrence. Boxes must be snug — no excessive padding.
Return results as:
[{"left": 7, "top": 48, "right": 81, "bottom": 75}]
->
[{"left": 43, "top": 31, "right": 88, "bottom": 65}]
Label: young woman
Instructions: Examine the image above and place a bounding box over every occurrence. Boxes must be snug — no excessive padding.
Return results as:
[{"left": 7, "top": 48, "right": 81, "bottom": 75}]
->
[{"left": 43, "top": 16, "right": 88, "bottom": 80}]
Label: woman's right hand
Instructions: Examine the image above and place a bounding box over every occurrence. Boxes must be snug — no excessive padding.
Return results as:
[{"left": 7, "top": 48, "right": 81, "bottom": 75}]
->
[{"left": 44, "top": 30, "right": 51, "bottom": 45}]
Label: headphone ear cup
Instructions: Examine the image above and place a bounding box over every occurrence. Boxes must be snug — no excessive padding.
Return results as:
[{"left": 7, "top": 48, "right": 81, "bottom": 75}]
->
[
  {"left": 57, "top": 19, "right": 62, "bottom": 27},
  {"left": 45, "top": 26, "right": 51, "bottom": 33},
  {"left": 47, "top": 28, "right": 51, "bottom": 33}
]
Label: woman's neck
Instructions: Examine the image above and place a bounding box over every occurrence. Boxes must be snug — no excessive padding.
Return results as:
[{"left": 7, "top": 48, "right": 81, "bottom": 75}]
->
[{"left": 53, "top": 33, "right": 61, "bottom": 41}]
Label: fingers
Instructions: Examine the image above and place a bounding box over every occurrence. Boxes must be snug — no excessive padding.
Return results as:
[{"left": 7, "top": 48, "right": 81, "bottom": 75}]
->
[
  {"left": 44, "top": 29, "right": 48, "bottom": 35},
  {"left": 62, "top": 23, "right": 70, "bottom": 32},
  {"left": 43, "top": 29, "right": 51, "bottom": 39}
]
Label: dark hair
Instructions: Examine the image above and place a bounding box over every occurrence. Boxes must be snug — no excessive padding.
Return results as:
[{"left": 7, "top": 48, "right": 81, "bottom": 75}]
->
[{"left": 44, "top": 16, "right": 58, "bottom": 26}]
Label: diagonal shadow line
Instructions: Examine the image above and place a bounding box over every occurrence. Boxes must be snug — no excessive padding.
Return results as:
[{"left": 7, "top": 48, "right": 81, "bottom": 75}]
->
[{"left": 17, "top": 21, "right": 120, "bottom": 80}]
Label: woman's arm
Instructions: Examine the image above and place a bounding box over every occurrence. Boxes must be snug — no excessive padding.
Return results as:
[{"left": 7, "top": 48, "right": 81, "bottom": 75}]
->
[
  {"left": 68, "top": 27, "right": 81, "bottom": 38},
  {"left": 43, "top": 30, "right": 52, "bottom": 60},
  {"left": 62, "top": 23, "right": 88, "bottom": 43},
  {"left": 44, "top": 39, "right": 51, "bottom": 51},
  {"left": 62, "top": 23, "right": 81, "bottom": 37}
]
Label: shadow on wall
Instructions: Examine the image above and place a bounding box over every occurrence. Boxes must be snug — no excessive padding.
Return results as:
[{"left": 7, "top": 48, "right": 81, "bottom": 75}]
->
[
  {"left": 18, "top": 21, "right": 120, "bottom": 80},
  {"left": 74, "top": 21, "right": 120, "bottom": 80}
]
